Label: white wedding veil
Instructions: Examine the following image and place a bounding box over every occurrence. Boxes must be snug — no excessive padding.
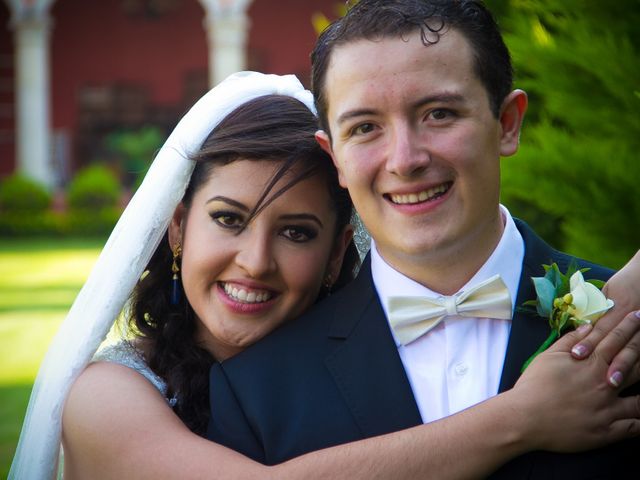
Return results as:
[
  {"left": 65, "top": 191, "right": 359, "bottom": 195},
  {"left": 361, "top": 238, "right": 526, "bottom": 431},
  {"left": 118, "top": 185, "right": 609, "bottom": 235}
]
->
[{"left": 9, "top": 72, "right": 318, "bottom": 480}]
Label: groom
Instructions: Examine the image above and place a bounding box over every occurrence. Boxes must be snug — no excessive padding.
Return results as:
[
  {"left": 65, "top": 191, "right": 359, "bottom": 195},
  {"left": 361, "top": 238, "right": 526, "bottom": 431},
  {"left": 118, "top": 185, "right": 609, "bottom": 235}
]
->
[{"left": 207, "top": 1, "right": 639, "bottom": 477}]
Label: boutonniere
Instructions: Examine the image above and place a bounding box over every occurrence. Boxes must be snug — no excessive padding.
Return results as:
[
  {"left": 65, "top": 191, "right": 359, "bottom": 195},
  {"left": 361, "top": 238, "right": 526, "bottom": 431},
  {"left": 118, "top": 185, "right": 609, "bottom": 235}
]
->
[{"left": 520, "top": 262, "right": 614, "bottom": 372}]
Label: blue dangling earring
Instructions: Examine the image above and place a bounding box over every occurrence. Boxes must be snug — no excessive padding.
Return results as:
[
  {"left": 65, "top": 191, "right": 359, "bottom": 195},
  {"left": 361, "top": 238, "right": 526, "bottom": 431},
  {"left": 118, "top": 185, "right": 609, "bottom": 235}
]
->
[{"left": 171, "top": 243, "right": 182, "bottom": 305}]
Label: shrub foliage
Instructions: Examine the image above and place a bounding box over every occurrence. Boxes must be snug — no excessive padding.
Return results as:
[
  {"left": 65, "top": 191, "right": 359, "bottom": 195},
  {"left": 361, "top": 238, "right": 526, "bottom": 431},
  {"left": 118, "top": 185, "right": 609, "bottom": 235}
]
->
[
  {"left": 495, "top": 0, "right": 639, "bottom": 268},
  {"left": 0, "top": 174, "right": 54, "bottom": 236}
]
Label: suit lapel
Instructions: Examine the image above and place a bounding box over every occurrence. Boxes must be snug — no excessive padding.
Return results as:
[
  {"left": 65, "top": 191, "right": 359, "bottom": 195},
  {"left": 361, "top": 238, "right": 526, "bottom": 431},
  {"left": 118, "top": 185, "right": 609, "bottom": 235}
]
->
[
  {"left": 499, "top": 219, "right": 566, "bottom": 392},
  {"left": 324, "top": 256, "right": 423, "bottom": 437}
]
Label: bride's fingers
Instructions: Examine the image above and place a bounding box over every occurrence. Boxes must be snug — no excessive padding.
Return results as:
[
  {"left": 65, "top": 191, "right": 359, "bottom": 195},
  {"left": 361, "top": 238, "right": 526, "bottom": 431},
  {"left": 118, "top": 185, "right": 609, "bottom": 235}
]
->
[
  {"left": 607, "top": 418, "right": 640, "bottom": 443},
  {"left": 616, "top": 362, "right": 640, "bottom": 390},
  {"left": 593, "top": 312, "right": 640, "bottom": 366},
  {"left": 605, "top": 321, "right": 640, "bottom": 388},
  {"left": 545, "top": 323, "right": 592, "bottom": 353},
  {"left": 603, "top": 311, "right": 640, "bottom": 387},
  {"left": 570, "top": 307, "right": 630, "bottom": 360},
  {"left": 572, "top": 310, "right": 639, "bottom": 362},
  {"left": 612, "top": 394, "right": 640, "bottom": 420},
  {"left": 609, "top": 394, "right": 640, "bottom": 441},
  {"left": 597, "top": 397, "right": 640, "bottom": 444}
]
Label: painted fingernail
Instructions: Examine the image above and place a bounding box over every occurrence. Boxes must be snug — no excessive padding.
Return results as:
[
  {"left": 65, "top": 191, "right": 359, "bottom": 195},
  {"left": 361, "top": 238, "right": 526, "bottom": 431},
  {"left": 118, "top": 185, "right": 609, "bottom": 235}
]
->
[
  {"left": 635, "top": 310, "right": 640, "bottom": 319},
  {"left": 609, "top": 371, "right": 623, "bottom": 387},
  {"left": 572, "top": 344, "right": 588, "bottom": 358}
]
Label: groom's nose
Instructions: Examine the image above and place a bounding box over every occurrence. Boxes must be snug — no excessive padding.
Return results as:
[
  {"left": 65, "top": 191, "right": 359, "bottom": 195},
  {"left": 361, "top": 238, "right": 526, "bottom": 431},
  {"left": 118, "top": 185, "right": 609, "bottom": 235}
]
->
[{"left": 385, "top": 122, "right": 431, "bottom": 177}]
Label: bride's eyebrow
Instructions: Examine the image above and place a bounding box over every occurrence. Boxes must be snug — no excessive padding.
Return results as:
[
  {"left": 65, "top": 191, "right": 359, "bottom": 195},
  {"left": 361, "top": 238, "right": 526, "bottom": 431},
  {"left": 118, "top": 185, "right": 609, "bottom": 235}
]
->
[
  {"left": 205, "top": 196, "right": 249, "bottom": 211},
  {"left": 280, "top": 213, "right": 324, "bottom": 228}
]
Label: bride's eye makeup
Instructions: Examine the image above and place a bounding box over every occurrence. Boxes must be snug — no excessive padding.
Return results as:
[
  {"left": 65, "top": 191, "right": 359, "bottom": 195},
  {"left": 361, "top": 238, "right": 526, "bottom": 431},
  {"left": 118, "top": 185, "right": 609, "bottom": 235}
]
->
[
  {"left": 206, "top": 196, "right": 249, "bottom": 231},
  {"left": 280, "top": 225, "right": 318, "bottom": 243},
  {"left": 210, "top": 210, "right": 245, "bottom": 230}
]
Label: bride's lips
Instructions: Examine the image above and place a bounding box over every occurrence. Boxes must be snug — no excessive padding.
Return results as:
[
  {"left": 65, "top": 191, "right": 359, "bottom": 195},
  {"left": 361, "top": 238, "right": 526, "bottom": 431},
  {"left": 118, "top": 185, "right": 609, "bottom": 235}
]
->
[{"left": 216, "top": 281, "right": 279, "bottom": 314}]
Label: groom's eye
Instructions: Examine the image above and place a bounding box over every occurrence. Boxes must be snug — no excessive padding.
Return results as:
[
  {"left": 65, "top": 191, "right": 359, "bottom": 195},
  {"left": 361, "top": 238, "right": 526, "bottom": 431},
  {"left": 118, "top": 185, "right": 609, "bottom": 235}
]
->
[
  {"left": 352, "top": 123, "right": 375, "bottom": 136},
  {"left": 427, "top": 108, "right": 455, "bottom": 122}
]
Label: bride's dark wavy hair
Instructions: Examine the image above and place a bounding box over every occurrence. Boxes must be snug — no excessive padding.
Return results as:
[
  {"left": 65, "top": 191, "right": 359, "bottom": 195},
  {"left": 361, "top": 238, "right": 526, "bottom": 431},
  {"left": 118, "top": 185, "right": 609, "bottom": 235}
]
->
[{"left": 128, "top": 94, "right": 359, "bottom": 435}]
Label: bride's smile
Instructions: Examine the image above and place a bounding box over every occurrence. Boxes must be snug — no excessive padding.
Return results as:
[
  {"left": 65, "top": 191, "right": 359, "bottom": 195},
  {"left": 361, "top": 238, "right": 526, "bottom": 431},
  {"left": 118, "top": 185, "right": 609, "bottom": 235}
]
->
[{"left": 170, "top": 158, "right": 351, "bottom": 361}]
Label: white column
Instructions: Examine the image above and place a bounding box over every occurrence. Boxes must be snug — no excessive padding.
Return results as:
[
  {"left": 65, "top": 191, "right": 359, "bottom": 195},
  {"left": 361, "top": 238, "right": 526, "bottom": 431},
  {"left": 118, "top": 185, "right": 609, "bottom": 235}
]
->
[
  {"left": 8, "top": 1, "right": 55, "bottom": 188},
  {"left": 199, "top": 0, "right": 253, "bottom": 87}
]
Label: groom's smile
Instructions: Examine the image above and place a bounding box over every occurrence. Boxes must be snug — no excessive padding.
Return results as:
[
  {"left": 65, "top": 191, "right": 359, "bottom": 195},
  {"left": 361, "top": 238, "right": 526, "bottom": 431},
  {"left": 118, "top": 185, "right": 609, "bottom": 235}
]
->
[
  {"left": 385, "top": 181, "right": 452, "bottom": 206},
  {"left": 317, "top": 29, "right": 509, "bottom": 289}
]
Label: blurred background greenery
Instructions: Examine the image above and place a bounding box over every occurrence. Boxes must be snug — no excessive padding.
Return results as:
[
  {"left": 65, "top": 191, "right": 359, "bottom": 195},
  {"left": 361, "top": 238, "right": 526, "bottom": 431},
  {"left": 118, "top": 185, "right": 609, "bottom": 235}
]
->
[
  {"left": 490, "top": 0, "right": 639, "bottom": 269},
  {"left": 0, "top": 0, "right": 638, "bottom": 475},
  {"left": 0, "top": 239, "right": 101, "bottom": 478}
]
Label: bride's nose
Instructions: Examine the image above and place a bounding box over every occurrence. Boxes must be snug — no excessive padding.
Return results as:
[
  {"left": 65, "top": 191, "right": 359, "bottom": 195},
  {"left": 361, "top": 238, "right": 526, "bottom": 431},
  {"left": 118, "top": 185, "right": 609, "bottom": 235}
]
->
[{"left": 234, "top": 230, "right": 277, "bottom": 278}]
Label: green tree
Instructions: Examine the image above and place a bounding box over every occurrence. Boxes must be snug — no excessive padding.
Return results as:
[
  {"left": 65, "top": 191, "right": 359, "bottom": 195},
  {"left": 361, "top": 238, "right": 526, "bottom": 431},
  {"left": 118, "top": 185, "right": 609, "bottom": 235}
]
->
[{"left": 494, "top": 0, "right": 639, "bottom": 268}]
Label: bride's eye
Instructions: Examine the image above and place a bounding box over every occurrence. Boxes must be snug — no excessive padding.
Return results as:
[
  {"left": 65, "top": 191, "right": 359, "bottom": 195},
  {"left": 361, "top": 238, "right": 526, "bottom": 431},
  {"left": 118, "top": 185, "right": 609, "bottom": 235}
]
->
[
  {"left": 281, "top": 226, "right": 317, "bottom": 243},
  {"left": 210, "top": 211, "right": 244, "bottom": 229}
]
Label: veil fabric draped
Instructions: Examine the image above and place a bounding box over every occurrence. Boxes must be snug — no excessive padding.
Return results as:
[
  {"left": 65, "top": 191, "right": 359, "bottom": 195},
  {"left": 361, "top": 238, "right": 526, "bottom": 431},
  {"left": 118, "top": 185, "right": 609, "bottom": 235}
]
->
[{"left": 9, "top": 72, "right": 316, "bottom": 480}]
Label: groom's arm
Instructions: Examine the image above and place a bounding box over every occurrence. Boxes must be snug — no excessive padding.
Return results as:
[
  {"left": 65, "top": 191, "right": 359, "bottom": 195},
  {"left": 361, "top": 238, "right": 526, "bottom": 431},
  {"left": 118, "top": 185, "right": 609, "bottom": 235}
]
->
[{"left": 208, "top": 363, "right": 266, "bottom": 463}]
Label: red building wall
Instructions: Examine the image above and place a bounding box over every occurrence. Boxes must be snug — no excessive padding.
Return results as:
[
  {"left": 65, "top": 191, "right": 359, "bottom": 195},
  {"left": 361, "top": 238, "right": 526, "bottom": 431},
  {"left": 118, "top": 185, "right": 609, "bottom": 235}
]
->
[
  {"left": 248, "top": 0, "right": 338, "bottom": 85},
  {"left": 0, "top": 2, "right": 14, "bottom": 176},
  {"left": 3, "top": 0, "right": 338, "bottom": 177},
  {"left": 51, "top": 0, "right": 209, "bottom": 172},
  {"left": 51, "top": 0, "right": 208, "bottom": 126}
]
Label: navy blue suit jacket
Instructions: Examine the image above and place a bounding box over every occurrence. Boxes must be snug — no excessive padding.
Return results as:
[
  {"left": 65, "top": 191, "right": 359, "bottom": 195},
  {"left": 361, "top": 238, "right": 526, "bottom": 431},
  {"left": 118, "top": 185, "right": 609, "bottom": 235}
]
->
[{"left": 208, "top": 219, "right": 638, "bottom": 479}]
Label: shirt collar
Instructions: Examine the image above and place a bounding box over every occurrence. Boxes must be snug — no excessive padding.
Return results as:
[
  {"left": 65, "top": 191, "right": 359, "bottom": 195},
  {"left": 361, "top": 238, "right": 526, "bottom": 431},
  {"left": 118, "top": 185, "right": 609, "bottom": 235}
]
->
[{"left": 372, "top": 205, "right": 525, "bottom": 321}]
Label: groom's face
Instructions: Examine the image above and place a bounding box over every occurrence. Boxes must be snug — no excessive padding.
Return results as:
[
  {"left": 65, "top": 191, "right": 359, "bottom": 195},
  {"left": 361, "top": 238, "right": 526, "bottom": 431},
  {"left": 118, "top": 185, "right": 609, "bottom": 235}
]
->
[{"left": 316, "top": 29, "right": 521, "bottom": 278}]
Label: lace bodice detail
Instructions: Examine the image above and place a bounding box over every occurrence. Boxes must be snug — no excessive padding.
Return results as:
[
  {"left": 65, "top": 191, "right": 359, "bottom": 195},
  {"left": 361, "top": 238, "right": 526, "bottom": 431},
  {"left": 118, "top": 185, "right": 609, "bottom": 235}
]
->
[{"left": 93, "top": 341, "right": 177, "bottom": 407}]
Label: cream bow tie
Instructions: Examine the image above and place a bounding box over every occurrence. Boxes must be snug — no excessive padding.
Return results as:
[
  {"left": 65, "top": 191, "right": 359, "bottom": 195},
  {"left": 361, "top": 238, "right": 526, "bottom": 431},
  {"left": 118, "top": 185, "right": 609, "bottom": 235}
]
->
[{"left": 387, "top": 274, "right": 512, "bottom": 346}]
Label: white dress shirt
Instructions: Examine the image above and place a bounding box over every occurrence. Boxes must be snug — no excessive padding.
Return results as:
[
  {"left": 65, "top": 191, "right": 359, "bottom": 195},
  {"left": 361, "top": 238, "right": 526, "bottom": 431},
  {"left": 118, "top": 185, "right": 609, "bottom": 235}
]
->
[{"left": 371, "top": 205, "right": 525, "bottom": 423}]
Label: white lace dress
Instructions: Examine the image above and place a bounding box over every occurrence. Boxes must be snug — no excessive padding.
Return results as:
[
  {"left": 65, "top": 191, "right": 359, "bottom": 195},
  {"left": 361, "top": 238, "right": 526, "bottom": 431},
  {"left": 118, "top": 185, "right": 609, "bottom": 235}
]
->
[{"left": 93, "top": 341, "right": 178, "bottom": 407}]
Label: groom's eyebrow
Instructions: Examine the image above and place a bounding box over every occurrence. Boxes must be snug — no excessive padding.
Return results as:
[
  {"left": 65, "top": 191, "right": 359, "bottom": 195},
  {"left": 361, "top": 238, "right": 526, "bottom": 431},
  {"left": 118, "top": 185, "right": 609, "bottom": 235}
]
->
[
  {"left": 336, "top": 92, "right": 468, "bottom": 126},
  {"left": 412, "top": 92, "right": 466, "bottom": 108},
  {"left": 206, "top": 196, "right": 249, "bottom": 211},
  {"left": 336, "top": 108, "right": 377, "bottom": 126}
]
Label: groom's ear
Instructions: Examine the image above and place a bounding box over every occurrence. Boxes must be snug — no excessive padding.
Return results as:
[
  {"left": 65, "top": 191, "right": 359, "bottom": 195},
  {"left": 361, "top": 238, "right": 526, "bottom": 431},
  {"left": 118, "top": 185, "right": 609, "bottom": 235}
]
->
[
  {"left": 315, "top": 130, "right": 347, "bottom": 188},
  {"left": 499, "top": 89, "right": 528, "bottom": 157},
  {"left": 168, "top": 203, "right": 186, "bottom": 251}
]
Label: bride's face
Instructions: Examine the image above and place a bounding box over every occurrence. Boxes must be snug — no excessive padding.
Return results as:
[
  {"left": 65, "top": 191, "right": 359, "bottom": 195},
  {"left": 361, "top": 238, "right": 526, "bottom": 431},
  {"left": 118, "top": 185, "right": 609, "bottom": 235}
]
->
[{"left": 170, "top": 159, "right": 350, "bottom": 361}]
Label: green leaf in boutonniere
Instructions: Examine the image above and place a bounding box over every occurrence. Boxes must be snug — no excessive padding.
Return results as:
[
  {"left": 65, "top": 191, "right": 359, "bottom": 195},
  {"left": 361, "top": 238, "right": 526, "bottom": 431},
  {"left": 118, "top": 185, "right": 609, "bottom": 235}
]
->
[{"left": 520, "top": 261, "right": 615, "bottom": 372}]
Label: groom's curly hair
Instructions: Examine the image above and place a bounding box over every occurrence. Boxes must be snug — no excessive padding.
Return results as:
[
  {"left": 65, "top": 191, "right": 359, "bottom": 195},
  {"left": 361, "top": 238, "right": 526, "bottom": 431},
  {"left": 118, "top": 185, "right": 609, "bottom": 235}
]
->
[
  {"left": 311, "top": 0, "right": 513, "bottom": 134},
  {"left": 128, "top": 95, "right": 359, "bottom": 435}
]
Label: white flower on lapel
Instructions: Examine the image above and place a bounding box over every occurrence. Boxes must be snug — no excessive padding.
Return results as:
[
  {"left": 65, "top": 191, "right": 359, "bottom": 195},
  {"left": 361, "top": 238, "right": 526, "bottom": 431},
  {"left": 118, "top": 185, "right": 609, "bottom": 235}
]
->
[
  {"left": 520, "top": 262, "right": 616, "bottom": 372},
  {"left": 568, "top": 270, "right": 615, "bottom": 323}
]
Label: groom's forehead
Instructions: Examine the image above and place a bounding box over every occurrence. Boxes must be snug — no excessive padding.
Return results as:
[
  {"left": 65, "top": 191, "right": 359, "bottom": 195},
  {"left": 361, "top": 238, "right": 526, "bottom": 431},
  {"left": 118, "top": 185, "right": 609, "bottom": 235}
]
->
[{"left": 322, "top": 29, "right": 474, "bottom": 104}]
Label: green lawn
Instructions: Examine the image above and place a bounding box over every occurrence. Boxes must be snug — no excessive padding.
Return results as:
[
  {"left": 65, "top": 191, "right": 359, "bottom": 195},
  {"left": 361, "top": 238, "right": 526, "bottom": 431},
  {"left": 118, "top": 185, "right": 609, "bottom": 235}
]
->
[{"left": 0, "top": 238, "right": 103, "bottom": 478}]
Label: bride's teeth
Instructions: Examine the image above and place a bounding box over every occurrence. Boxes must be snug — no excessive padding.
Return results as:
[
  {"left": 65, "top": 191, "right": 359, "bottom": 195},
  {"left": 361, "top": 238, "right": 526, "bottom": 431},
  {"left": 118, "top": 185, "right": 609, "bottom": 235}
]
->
[{"left": 223, "top": 283, "right": 272, "bottom": 304}]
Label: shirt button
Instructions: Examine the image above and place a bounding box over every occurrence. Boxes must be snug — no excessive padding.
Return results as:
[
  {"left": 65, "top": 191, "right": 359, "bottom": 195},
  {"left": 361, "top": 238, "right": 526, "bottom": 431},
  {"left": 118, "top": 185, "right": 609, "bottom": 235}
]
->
[{"left": 454, "top": 362, "right": 469, "bottom": 376}]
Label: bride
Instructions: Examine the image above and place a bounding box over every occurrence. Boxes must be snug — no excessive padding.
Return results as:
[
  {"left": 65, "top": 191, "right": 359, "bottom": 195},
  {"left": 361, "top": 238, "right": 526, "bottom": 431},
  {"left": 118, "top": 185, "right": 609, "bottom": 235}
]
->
[{"left": 10, "top": 72, "right": 640, "bottom": 480}]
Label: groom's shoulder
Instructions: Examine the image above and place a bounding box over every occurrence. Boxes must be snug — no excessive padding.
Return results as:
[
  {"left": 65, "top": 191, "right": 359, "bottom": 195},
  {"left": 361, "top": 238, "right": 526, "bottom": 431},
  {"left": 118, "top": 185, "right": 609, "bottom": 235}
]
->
[
  {"left": 515, "top": 217, "right": 615, "bottom": 281},
  {"left": 223, "top": 263, "right": 375, "bottom": 367}
]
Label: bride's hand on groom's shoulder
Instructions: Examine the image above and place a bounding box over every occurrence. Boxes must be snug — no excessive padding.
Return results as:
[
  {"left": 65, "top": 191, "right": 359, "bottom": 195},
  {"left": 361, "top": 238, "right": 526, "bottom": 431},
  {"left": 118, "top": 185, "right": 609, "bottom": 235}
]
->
[{"left": 570, "top": 250, "right": 640, "bottom": 387}]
